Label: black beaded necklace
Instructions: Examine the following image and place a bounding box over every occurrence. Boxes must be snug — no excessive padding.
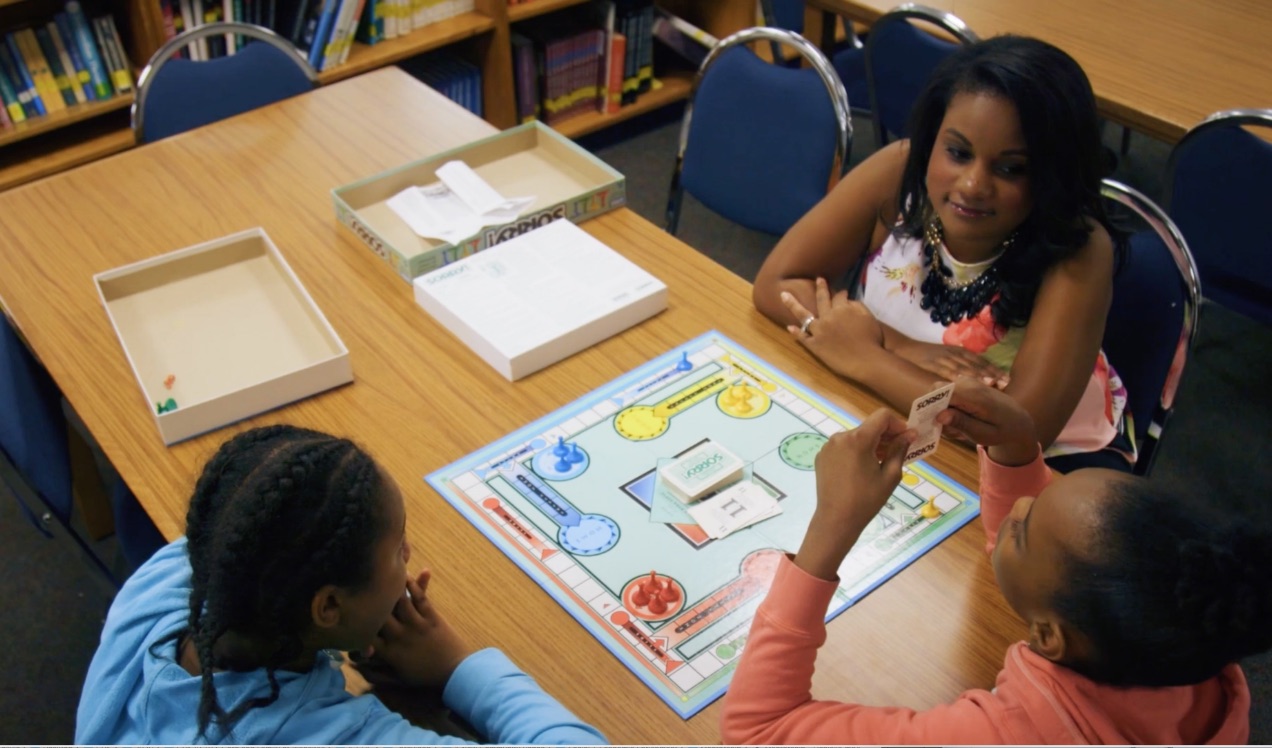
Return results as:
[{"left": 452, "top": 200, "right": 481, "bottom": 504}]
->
[{"left": 918, "top": 218, "right": 1014, "bottom": 325}]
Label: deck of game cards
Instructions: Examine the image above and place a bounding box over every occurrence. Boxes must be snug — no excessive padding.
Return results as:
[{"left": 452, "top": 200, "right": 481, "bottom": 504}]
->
[
  {"left": 687, "top": 481, "right": 782, "bottom": 539},
  {"left": 904, "top": 382, "right": 955, "bottom": 464},
  {"left": 659, "top": 440, "right": 745, "bottom": 503}
]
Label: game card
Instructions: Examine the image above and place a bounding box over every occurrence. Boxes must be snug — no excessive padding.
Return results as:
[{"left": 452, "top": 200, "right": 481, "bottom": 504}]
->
[{"left": 903, "top": 382, "right": 955, "bottom": 465}]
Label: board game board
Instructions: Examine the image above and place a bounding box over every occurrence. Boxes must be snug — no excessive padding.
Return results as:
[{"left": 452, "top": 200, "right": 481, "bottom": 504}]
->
[{"left": 426, "top": 331, "right": 980, "bottom": 718}]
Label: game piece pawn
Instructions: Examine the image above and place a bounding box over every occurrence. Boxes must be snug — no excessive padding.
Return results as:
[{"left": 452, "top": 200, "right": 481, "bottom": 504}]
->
[
  {"left": 648, "top": 595, "right": 668, "bottom": 615},
  {"left": 658, "top": 583, "right": 680, "bottom": 603},
  {"left": 920, "top": 498, "right": 940, "bottom": 519},
  {"left": 567, "top": 443, "right": 585, "bottom": 463},
  {"left": 642, "top": 570, "right": 662, "bottom": 595},
  {"left": 552, "top": 437, "right": 570, "bottom": 458},
  {"left": 675, "top": 351, "right": 692, "bottom": 371},
  {"left": 554, "top": 456, "right": 573, "bottom": 473},
  {"left": 632, "top": 586, "right": 650, "bottom": 607}
]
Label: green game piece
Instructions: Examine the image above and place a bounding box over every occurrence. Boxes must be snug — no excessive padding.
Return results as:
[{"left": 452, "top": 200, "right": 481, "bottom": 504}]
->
[{"left": 156, "top": 397, "right": 178, "bottom": 414}]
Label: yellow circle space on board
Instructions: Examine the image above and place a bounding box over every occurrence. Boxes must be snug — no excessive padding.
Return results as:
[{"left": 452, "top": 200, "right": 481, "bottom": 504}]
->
[
  {"left": 901, "top": 472, "right": 920, "bottom": 487},
  {"left": 614, "top": 405, "right": 668, "bottom": 440},
  {"left": 920, "top": 500, "right": 941, "bottom": 519}
]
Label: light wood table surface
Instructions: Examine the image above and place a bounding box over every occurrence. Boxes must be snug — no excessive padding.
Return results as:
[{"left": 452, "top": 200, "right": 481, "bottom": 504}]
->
[
  {"left": 808, "top": 0, "right": 1272, "bottom": 143},
  {"left": 0, "top": 67, "right": 1020, "bottom": 744}
]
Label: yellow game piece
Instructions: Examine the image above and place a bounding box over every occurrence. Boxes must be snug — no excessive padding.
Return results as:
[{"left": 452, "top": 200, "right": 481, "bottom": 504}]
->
[{"left": 920, "top": 498, "right": 940, "bottom": 519}]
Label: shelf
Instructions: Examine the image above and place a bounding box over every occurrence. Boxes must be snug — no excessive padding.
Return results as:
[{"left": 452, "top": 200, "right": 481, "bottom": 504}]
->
[
  {"left": 507, "top": 0, "right": 590, "bottom": 23},
  {"left": 553, "top": 70, "right": 693, "bottom": 139},
  {"left": 0, "top": 94, "right": 134, "bottom": 149},
  {"left": 0, "top": 119, "right": 134, "bottom": 192},
  {"left": 318, "top": 12, "right": 496, "bottom": 85}
]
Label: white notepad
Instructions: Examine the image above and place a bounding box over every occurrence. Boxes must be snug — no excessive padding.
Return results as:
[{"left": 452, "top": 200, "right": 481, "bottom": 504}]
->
[{"left": 413, "top": 218, "right": 668, "bottom": 380}]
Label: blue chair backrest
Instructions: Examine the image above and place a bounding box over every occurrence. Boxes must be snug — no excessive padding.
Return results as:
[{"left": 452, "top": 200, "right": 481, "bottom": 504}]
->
[
  {"left": 679, "top": 42, "right": 847, "bottom": 236},
  {"left": 766, "top": 0, "right": 805, "bottom": 32},
  {"left": 1102, "top": 230, "right": 1189, "bottom": 441},
  {"left": 1167, "top": 114, "right": 1272, "bottom": 326},
  {"left": 137, "top": 39, "right": 314, "bottom": 143},
  {"left": 0, "top": 314, "right": 72, "bottom": 521}
]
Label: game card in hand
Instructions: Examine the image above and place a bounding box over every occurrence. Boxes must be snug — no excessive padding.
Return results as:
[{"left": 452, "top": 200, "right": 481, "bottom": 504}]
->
[{"left": 903, "top": 382, "right": 955, "bottom": 465}]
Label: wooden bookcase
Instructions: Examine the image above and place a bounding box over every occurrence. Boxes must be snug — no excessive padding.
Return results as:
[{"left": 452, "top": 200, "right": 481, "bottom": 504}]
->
[{"left": 0, "top": 0, "right": 758, "bottom": 192}]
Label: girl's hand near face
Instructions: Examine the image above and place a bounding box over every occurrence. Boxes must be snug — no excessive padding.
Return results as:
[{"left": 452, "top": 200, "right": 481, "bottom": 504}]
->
[
  {"left": 781, "top": 278, "right": 887, "bottom": 381},
  {"left": 936, "top": 378, "right": 1039, "bottom": 466},
  {"left": 366, "top": 570, "right": 474, "bottom": 690},
  {"left": 794, "top": 409, "right": 914, "bottom": 581}
]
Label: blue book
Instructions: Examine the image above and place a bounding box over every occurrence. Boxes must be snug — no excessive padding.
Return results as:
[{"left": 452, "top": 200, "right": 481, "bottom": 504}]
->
[
  {"left": 54, "top": 13, "right": 95, "bottom": 102},
  {"left": 64, "top": 1, "right": 114, "bottom": 100},
  {"left": 2, "top": 34, "right": 45, "bottom": 116},
  {"left": 306, "top": 0, "right": 339, "bottom": 69}
]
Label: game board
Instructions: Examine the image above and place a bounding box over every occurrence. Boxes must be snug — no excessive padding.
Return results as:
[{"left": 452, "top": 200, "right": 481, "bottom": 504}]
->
[{"left": 426, "top": 331, "right": 980, "bottom": 718}]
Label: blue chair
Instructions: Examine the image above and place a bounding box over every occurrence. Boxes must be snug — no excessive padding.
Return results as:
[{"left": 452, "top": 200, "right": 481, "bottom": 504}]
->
[
  {"left": 1099, "top": 179, "right": 1201, "bottom": 475},
  {"left": 666, "top": 26, "right": 851, "bottom": 237},
  {"left": 1164, "top": 109, "right": 1272, "bottom": 327},
  {"left": 862, "top": 3, "right": 977, "bottom": 147},
  {"left": 758, "top": 0, "right": 870, "bottom": 113},
  {"left": 0, "top": 313, "right": 124, "bottom": 583},
  {"left": 132, "top": 22, "right": 318, "bottom": 143}
]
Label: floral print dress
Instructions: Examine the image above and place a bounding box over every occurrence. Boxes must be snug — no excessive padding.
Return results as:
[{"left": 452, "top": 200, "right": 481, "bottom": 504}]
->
[{"left": 854, "top": 232, "right": 1134, "bottom": 462}]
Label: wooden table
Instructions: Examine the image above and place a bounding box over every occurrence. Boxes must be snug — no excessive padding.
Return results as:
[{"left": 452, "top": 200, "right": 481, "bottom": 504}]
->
[
  {"left": 0, "top": 67, "right": 1020, "bottom": 744},
  {"left": 807, "top": 0, "right": 1272, "bottom": 143}
]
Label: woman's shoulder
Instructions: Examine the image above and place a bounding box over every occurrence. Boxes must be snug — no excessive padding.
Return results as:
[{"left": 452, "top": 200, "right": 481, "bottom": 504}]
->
[{"left": 1046, "top": 217, "right": 1116, "bottom": 281}]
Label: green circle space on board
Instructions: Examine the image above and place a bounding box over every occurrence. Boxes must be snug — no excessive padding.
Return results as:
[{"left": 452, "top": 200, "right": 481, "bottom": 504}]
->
[{"left": 779, "top": 432, "right": 828, "bottom": 470}]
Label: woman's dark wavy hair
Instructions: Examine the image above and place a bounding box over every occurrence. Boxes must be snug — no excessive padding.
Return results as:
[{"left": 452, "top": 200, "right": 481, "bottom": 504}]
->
[
  {"left": 896, "top": 35, "right": 1122, "bottom": 329},
  {"left": 1052, "top": 477, "right": 1272, "bottom": 687},
  {"left": 167, "top": 425, "right": 389, "bottom": 738}
]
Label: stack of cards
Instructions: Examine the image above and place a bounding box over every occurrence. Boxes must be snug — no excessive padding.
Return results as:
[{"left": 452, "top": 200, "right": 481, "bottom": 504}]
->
[
  {"left": 904, "top": 382, "right": 955, "bottom": 464},
  {"left": 686, "top": 481, "right": 782, "bottom": 539},
  {"left": 659, "top": 441, "right": 745, "bottom": 503}
]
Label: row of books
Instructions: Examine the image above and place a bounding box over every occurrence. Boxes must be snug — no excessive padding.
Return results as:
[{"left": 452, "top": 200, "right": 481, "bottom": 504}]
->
[
  {"left": 510, "top": 0, "right": 656, "bottom": 126},
  {"left": 399, "top": 50, "right": 481, "bottom": 116},
  {"left": 155, "top": 0, "right": 473, "bottom": 72},
  {"left": 0, "top": 1, "right": 133, "bottom": 130}
]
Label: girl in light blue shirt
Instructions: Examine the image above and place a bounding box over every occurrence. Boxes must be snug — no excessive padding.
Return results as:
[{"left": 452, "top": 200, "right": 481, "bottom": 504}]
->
[{"left": 76, "top": 424, "right": 606, "bottom": 745}]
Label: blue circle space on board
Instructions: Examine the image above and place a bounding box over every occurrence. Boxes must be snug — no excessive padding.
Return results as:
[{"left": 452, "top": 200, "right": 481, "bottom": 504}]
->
[
  {"left": 560, "top": 514, "right": 619, "bottom": 555},
  {"left": 532, "top": 445, "right": 590, "bottom": 480}
]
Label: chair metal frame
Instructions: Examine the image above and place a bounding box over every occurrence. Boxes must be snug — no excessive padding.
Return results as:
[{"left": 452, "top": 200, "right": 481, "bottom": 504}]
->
[
  {"left": 132, "top": 22, "right": 318, "bottom": 143},
  {"left": 1163, "top": 107, "right": 1272, "bottom": 211},
  {"left": 862, "top": 3, "right": 978, "bottom": 147},
  {"left": 1099, "top": 178, "right": 1201, "bottom": 475},
  {"left": 666, "top": 25, "right": 852, "bottom": 235}
]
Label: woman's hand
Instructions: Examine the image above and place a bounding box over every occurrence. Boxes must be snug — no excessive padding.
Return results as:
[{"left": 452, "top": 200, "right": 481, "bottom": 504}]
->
[
  {"left": 794, "top": 409, "right": 915, "bottom": 580},
  {"left": 891, "top": 340, "right": 1009, "bottom": 389},
  {"left": 365, "top": 570, "right": 474, "bottom": 690},
  {"left": 781, "top": 278, "right": 885, "bottom": 381}
]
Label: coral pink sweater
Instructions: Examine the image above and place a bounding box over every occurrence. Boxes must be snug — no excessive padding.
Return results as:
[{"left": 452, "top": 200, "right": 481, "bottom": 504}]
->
[{"left": 719, "top": 450, "right": 1250, "bottom": 744}]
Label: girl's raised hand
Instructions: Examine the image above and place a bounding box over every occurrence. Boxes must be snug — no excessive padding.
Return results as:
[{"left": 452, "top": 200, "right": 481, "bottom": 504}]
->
[
  {"left": 781, "top": 278, "right": 884, "bottom": 380},
  {"left": 936, "top": 377, "right": 1039, "bottom": 466},
  {"left": 794, "top": 409, "right": 914, "bottom": 580},
  {"left": 369, "top": 569, "right": 475, "bottom": 690}
]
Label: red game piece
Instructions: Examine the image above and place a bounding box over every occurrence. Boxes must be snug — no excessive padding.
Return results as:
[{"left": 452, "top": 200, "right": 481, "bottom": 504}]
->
[
  {"left": 642, "top": 570, "right": 662, "bottom": 594},
  {"left": 659, "top": 584, "right": 680, "bottom": 603},
  {"left": 648, "top": 595, "right": 668, "bottom": 615},
  {"left": 632, "top": 587, "right": 650, "bottom": 607}
]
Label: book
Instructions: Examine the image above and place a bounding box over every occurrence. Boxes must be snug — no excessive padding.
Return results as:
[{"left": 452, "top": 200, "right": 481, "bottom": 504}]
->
[
  {"left": 54, "top": 12, "right": 97, "bottom": 100},
  {"left": 64, "top": 2, "right": 115, "bottom": 98},
  {"left": 99, "top": 17, "right": 134, "bottom": 93},
  {"left": 413, "top": 218, "right": 667, "bottom": 381},
  {"left": 42, "top": 22, "right": 87, "bottom": 104},
  {"left": 3, "top": 34, "right": 46, "bottom": 116},
  {"left": 17, "top": 28, "right": 67, "bottom": 112},
  {"left": 0, "top": 57, "right": 25, "bottom": 123}
]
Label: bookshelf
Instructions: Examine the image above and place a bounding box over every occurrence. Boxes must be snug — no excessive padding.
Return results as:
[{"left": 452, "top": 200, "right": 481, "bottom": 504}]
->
[{"left": 0, "top": 0, "right": 759, "bottom": 191}]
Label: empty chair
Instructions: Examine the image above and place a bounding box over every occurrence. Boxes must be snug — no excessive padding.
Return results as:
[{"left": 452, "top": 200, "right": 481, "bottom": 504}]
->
[
  {"left": 863, "top": 3, "right": 977, "bottom": 147},
  {"left": 1164, "top": 108, "right": 1272, "bottom": 327},
  {"left": 132, "top": 22, "right": 317, "bottom": 143},
  {"left": 666, "top": 26, "right": 851, "bottom": 238},
  {"left": 1099, "top": 179, "right": 1201, "bottom": 475},
  {"left": 758, "top": 0, "right": 870, "bottom": 113}
]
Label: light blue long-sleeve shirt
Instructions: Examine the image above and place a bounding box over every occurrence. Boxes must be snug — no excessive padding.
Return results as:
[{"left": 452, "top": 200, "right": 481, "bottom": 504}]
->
[{"left": 75, "top": 538, "right": 607, "bottom": 745}]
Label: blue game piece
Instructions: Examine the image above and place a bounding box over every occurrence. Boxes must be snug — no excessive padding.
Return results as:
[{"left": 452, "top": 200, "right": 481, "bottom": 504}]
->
[
  {"left": 553, "top": 436, "right": 570, "bottom": 457},
  {"left": 554, "top": 457, "right": 573, "bottom": 473},
  {"left": 567, "top": 443, "right": 585, "bottom": 463},
  {"left": 675, "top": 351, "right": 692, "bottom": 371}
]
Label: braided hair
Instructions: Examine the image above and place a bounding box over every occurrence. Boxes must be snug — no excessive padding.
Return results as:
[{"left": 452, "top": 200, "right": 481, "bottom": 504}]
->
[
  {"left": 1052, "top": 477, "right": 1272, "bottom": 687},
  {"left": 896, "top": 35, "right": 1125, "bottom": 330},
  {"left": 180, "top": 425, "right": 389, "bottom": 737}
]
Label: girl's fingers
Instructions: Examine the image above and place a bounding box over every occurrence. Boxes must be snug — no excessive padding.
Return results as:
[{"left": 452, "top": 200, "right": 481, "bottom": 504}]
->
[
  {"left": 779, "top": 291, "right": 814, "bottom": 325},
  {"left": 814, "top": 277, "right": 831, "bottom": 314}
]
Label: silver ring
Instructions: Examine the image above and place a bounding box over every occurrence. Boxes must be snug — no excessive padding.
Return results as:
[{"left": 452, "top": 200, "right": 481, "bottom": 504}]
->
[{"left": 799, "top": 315, "right": 815, "bottom": 336}]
